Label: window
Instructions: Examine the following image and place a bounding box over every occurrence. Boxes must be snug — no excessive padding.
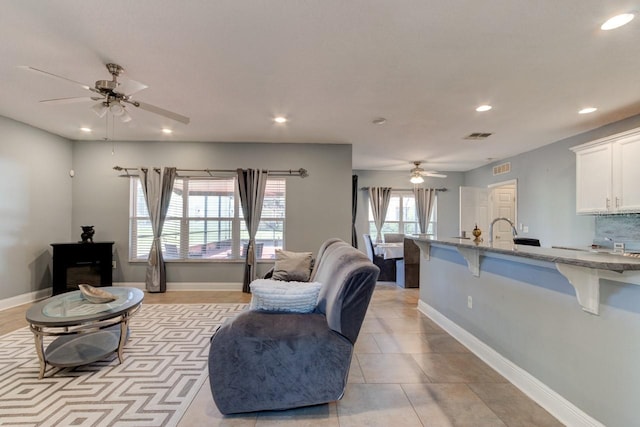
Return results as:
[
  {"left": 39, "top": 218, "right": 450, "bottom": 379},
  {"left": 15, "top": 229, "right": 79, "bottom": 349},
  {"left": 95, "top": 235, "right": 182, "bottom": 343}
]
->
[
  {"left": 130, "top": 177, "right": 285, "bottom": 261},
  {"left": 368, "top": 191, "right": 436, "bottom": 240}
]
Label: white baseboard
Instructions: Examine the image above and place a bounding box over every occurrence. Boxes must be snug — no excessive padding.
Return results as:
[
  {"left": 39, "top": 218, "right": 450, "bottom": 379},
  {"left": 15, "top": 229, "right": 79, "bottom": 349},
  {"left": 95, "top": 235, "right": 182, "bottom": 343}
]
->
[
  {"left": 114, "top": 282, "right": 243, "bottom": 291},
  {"left": 417, "top": 300, "right": 605, "bottom": 427},
  {"left": 0, "top": 288, "right": 51, "bottom": 311},
  {"left": 0, "top": 282, "right": 244, "bottom": 312}
]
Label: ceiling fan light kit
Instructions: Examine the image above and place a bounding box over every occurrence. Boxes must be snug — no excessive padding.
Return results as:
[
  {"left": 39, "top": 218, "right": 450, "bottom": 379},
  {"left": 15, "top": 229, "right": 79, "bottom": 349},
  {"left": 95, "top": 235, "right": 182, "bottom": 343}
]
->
[
  {"left": 410, "top": 174, "right": 424, "bottom": 184},
  {"left": 27, "top": 63, "right": 190, "bottom": 125},
  {"left": 409, "top": 161, "right": 447, "bottom": 183},
  {"left": 92, "top": 102, "right": 108, "bottom": 118}
]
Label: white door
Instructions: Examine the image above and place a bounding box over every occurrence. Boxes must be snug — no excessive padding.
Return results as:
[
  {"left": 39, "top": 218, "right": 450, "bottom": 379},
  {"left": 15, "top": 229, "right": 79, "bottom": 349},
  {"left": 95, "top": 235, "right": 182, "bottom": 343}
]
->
[
  {"left": 490, "top": 184, "right": 516, "bottom": 242},
  {"left": 459, "top": 187, "right": 489, "bottom": 238}
]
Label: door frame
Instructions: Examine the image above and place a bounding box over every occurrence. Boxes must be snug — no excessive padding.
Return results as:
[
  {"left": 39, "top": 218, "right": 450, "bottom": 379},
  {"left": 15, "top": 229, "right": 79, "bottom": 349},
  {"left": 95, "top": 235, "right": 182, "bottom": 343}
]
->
[{"left": 488, "top": 179, "right": 518, "bottom": 233}]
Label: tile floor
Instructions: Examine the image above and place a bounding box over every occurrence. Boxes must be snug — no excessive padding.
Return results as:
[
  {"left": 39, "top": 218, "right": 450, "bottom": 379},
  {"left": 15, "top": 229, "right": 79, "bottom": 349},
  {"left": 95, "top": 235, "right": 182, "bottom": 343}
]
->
[
  {"left": 4, "top": 284, "right": 564, "bottom": 426},
  {"left": 176, "top": 283, "right": 563, "bottom": 426}
]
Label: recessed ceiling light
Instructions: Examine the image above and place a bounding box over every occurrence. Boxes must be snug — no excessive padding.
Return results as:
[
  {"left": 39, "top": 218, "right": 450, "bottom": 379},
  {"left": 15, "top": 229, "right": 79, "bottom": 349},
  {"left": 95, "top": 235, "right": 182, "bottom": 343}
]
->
[
  {"left": 80, "top": 127, "right": 92, "bottom": 132},
  {"left": 476, "top": 105, "right": 492, "bottom": 112},
  {"left": 162, "top": 128, "right": 173, "bottom": 134},
  {"left": 372, "top": 117, "right": 387, "bottom": 125},
  {"left": 274, "top": 116, "right": 288, "bottom": 124},
  {"left": 601, "top": 13, "right": 635, "bottom": 30},
  {"left": 579, "top": 107, "right": 598, "bottom": 114}
]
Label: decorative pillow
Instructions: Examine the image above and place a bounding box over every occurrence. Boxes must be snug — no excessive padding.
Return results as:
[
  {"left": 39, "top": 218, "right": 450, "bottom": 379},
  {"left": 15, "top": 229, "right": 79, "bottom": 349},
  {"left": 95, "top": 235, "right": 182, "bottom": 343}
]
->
[
  {"left": 271, "top": 250, "right": 314, "bottom": 282},
  {"left": 249, "top": 279, "right": 322, "bottom": 313}
]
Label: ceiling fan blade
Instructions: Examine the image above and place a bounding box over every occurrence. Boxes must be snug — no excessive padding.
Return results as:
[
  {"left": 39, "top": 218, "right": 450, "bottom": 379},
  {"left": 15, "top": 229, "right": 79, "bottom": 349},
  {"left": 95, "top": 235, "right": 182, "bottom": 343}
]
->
[
  {"left": 117, "top": 78, "right": 148, "bottom": 95},
  {"left": 22, "top": 66, "right": 100, "bottom": 94},
  {"left": 39, "top": 96, "right": 99, "bottom": 104},
  {"left": 425, "top": 172, "right": 447, "bottom": 178},
  {"left": 129, "top": 100, "right": 190, "bottom": 124}
]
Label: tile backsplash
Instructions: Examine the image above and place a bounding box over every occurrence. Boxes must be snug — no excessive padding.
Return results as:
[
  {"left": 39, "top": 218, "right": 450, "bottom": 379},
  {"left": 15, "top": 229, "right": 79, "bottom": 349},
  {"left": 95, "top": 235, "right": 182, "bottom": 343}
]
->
[{"left": 594, "top": 214, "right": 640, "bottom": 251}]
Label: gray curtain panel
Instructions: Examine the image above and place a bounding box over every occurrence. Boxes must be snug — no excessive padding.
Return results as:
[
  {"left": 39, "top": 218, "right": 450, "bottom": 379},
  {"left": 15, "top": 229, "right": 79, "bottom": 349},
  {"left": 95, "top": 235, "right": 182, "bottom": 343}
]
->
[
  {"left": 414, "top": 187, "right": 436, "bottom": 234},
  {"left": 368, "top": 187, "right": 392, "bottom": 243},
  {"left": 352, "top": 175, "right": 358, "bottom": 248},
  {"left": 138, "top": 166, "right": 177, "bottom": 293},
  {"left": 237, "top": 168, "right": 268, "bottom": 293}
]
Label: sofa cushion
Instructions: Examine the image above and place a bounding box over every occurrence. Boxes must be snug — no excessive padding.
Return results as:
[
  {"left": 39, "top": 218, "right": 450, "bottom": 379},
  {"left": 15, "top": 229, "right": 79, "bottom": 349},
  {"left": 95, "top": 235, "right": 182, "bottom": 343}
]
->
[
  {"left": 272, "top": 250, "right": 313, "bottom": 281},
  {"left": 249, "top": 279, "right": 322, "bottom": 313}
]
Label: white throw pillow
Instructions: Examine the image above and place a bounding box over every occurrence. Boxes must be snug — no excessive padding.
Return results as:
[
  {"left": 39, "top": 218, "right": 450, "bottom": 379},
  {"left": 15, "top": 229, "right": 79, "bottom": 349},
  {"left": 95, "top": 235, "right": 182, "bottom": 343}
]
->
[
  {"left": 249, "top": 279, "right": 322, "bottom": 313},
  {"left": 271, "top": 250, "right": 314, "bottom": 282}
]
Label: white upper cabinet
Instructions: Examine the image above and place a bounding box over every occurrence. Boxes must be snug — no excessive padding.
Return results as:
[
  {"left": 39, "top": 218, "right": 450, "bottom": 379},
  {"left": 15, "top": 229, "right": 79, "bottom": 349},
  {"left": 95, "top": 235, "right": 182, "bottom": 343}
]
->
[
  {"left": 613, "top": 135, "right": 640, "bottom": 211},
  {"left": 572, "top": 128, "right": 640, "bottom": 214}
]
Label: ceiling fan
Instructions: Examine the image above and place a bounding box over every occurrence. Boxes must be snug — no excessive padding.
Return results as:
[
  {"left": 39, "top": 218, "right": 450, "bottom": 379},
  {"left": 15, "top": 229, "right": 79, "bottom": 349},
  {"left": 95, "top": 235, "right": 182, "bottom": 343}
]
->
[
  {"left": 24, "top": 63, "right": 190, "bottom": 124},
  {"left": 410, "top": 161, "right": 447, "bottom": 183}
]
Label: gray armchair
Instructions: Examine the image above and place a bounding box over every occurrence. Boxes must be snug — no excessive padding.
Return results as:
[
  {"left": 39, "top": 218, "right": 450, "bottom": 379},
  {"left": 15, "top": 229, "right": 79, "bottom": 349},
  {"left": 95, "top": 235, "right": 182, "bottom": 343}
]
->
[{"left": 208, "top": 239, "right": 379, "bottom": 414}]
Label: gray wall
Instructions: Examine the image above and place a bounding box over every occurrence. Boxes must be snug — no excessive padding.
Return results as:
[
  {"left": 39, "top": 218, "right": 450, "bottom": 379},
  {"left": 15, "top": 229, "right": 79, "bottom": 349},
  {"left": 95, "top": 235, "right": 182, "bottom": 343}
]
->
[
  {"left": 0, "top": 116, "right": 73, "bottom": 300},
  {"left": 464, "top": 114, "right": 640, "bottom": 248},
  {"left": 353, "top": 170, "right": 464, "bottom": 251},
  {"left": 418, "top": 115, "right": 640, "bottom": 426},
  {"left": 421, "top": 245, "right": 640, "bottom": 427},
  {"left": 71, "top": 140, "right": 352, "bottom": 284}
]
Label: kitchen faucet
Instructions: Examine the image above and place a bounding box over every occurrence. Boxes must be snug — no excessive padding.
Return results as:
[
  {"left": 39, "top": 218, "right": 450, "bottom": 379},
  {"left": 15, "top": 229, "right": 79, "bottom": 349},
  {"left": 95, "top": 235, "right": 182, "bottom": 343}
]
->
[{"left": 488, "top": 217, "right": 518, "bottom": 244}]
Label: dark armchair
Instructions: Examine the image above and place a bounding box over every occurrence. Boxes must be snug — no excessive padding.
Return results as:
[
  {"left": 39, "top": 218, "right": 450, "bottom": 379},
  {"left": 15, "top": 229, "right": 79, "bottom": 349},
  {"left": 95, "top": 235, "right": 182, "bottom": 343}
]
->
[
  {"left": 208, "top": 239, "right": 379, "bottom": 414},
  {"left": 363, "top": 234, "right": 396, "bottom": 281}
]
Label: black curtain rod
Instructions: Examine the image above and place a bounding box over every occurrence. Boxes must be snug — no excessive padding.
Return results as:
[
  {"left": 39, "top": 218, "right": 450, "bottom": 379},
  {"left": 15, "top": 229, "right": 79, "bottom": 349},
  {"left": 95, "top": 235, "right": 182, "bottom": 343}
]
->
[
  {"left": 113, "top": 166, "right": 308, "bottom": 178},
  {"left": 360, "top": 186, "right": 447, "bottom": 192}
]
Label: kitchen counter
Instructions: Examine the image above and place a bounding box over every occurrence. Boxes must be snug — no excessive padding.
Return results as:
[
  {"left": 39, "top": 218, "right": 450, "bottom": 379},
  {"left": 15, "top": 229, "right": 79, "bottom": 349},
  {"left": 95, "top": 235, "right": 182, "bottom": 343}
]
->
[
  {"left": 414, "top": 235, "right": 640, "bottom": 426},
  {"left": 406, "top": 236, "right": 640, "bottom": 273},
  {"left": 407, "top": 236, "right": 640, "bottom": 315}
]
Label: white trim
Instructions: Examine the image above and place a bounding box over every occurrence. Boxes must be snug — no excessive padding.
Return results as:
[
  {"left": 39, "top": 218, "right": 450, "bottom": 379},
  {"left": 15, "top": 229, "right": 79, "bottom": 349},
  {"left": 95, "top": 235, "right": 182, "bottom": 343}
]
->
[
  {"left": 114, "top": 282, "right": 243, "bottom": 291},
  {"left": 0, "top": 288, "right": 51, "bottom": 311},
  {"left": 0, "top": 282, "right": 244, "bottom": 312},
  {"left": 417, "top": 300, "right": 606, "bottom": 427},
  {"left": 570, "top": 126, "right": 640, "bottom": 152}
]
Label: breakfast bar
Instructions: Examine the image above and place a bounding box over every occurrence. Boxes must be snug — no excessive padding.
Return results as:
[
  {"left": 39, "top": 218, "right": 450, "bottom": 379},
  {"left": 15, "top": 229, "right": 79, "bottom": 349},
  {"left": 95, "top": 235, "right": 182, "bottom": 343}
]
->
[
  {"left": 408, "top": 235, "right": 640, "bottom": 427},
  {"left": 409, "top": 236, "right": 640, "bottom": 315}
]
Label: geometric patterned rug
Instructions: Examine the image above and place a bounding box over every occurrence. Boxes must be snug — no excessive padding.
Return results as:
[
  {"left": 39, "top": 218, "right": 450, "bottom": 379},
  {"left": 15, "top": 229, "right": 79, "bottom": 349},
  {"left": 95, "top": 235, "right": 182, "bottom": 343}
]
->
[{"left": 0, "top": 303, "right": 247, "bottom": 427}]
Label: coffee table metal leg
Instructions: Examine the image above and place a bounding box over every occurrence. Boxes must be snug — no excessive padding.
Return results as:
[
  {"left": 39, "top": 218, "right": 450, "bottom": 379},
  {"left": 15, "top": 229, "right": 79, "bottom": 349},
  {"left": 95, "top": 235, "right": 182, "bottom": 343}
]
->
[
  {"left": 117, "top": 317, "right": 128, "bottom": 364},
  {"left": 31, "top": 326, "right": 47, "bottom": 379}
]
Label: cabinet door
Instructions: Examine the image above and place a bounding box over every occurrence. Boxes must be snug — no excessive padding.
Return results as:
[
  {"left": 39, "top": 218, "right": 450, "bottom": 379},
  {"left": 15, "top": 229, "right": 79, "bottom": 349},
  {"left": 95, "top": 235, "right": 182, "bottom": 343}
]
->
[
  {"left": 575, "top": 144, "right": 612, "bottom": 213},
  {"left": 613, "top": 135, "right": 640, "bottom": 211}
]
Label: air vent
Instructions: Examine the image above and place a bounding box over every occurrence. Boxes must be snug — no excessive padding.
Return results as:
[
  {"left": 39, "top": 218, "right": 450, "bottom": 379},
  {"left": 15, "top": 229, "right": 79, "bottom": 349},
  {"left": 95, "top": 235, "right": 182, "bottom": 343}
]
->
[
  {"left": 464, "top": 132, "right": 493, "bottom": 140},
  {"left": 493, "top": 162, "right": 511, "bottom": 176}
]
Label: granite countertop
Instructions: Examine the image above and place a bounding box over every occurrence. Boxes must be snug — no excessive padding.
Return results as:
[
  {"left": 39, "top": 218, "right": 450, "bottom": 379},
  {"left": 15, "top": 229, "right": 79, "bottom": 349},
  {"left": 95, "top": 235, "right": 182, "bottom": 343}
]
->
[{"left": 406, "top": 236, "right": 640, "bottom": 273}]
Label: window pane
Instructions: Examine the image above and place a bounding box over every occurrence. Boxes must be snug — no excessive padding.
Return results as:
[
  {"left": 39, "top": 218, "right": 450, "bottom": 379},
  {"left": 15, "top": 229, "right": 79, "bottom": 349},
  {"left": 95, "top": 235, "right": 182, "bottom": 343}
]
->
[
  {"left": 135, "top": 219, "right": 153, "bottom": 258},
  {"left": 262, "top": 180, "right": 286, "bottom": 218},
  {"left": 385, "top": 196, "right": 400, "bottom": 221},
  {"left": 189, "top": 220, "right": 233, "bottom": 259},
  {"left": 167, "top": 180, "right": 184, "bottom": 217},
  {"left": 404, "top": 223, "right": 419, "bottom": 235},
  {"left": 382, "top": 222, "right": 399, "bottom": 233},
  {"left": 369, "top": 222, "right": 377, "bottom": 238},
  {"left": 188, "top": 179, "right": 234, "bottom": 217},
  {"left": 130, "top": 176, "right": 286, "bottom": 261},
  {"left": 427, "top": 223, "right": 435, "bottom": 235},
  {"left": 403, "top": 195, "right": 416, "bottom": 221},
  {"left": 135, "top": 180, "right": 149, "bottom": 216}
]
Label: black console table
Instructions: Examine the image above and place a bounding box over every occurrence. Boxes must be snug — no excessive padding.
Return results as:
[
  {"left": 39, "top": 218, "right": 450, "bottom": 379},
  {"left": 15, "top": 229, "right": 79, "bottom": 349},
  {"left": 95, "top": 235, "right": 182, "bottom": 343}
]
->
[{"left": 51, "top": 242, "right": 114, "bottom": 295}]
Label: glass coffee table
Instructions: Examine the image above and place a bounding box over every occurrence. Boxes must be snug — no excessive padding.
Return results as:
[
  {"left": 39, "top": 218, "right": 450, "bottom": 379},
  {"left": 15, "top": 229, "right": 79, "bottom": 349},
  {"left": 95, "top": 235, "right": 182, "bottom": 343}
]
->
[{"left": 25, "top": 287, "right": 144, "bottom": 379}]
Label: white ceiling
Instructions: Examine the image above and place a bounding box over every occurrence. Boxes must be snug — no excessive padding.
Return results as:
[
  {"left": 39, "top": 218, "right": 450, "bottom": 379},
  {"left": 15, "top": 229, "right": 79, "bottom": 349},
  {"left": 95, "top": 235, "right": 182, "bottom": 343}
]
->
[{"left": 1, "top": 1, "right": 639, "bottom": 172}]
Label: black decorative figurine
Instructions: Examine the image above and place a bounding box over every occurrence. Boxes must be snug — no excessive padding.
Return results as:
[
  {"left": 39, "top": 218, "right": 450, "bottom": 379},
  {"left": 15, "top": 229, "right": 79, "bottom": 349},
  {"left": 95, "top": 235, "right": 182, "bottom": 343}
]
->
[{"left": 80, "top": 225, "right": 95, "bottom": 243}]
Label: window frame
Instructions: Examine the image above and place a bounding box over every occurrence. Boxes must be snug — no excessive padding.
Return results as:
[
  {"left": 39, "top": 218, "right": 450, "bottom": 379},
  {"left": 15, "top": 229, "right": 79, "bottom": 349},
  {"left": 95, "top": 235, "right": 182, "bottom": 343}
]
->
[
  {"left": 129, "top": 176, "right": 286, "bottom": 262},
  {"left": 368, "top": 190, "right": 437, "bottom": 240}
]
